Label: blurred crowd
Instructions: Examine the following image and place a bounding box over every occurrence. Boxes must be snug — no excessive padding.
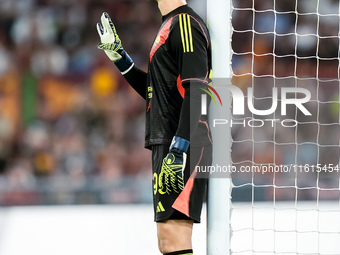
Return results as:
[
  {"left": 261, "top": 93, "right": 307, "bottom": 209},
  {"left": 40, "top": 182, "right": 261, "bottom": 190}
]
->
[
  {"left": 0, "top": 0, "right": 160, "bottom": 205},
  {"left": 0, "top": 0, "right": 339, "bottom": 205}
]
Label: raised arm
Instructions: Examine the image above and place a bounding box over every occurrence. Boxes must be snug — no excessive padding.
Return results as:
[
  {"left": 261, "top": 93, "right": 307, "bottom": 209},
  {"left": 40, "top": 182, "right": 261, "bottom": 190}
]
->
[{"left": 96, "top": 12, "right": 147, "bottom": 99}]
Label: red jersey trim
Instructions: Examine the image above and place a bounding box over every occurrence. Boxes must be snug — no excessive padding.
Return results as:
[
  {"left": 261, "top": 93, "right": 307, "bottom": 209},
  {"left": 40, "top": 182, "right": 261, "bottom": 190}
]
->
[
  {"left": 177, "top": 75, "right": 185, "bottom": 98},
  {"left": 150, "top": 17, "right": 174, "bottom": 62},
  {"left": 172, "top": 147, "right": 205, "bottom": 216}
]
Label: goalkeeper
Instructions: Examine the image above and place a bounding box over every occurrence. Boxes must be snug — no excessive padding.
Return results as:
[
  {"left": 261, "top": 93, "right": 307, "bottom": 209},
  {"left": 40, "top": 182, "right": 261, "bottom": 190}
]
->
[{"left": 97, "top": 0, "right": 212, "bottom": 254}]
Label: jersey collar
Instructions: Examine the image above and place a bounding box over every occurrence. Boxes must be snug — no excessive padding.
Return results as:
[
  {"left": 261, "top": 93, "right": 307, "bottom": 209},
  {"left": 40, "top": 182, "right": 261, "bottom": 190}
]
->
[{"left": 162, "top": 4, "right": 189, "bottom": 22}]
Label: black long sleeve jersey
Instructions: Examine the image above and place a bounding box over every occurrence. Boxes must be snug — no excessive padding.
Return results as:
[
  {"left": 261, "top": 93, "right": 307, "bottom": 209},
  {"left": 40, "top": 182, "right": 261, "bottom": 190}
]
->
[{"left": 124, "top": 5, "right": 212, "bottom": 149}]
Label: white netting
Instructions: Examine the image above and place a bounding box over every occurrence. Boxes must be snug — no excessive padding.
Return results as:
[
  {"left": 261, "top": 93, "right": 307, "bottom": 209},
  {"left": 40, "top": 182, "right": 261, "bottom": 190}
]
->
[{"left": 230, "top": 0, "right": 340, "bottom": 254}]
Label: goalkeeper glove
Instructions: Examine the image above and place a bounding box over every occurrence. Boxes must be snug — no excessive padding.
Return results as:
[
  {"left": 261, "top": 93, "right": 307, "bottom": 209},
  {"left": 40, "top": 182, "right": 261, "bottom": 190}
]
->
[
  {"left": 96, "top": 12, "right": 134, "bottom": 74},
  {"left": 159, "top": 136, "right": 189, "bottom": 195}
]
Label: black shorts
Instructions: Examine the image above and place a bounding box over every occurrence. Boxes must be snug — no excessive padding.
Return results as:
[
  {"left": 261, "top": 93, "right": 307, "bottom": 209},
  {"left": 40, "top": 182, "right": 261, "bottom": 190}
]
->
[{"left": 152, "top": 144, "right": 212, "bottom": 223}]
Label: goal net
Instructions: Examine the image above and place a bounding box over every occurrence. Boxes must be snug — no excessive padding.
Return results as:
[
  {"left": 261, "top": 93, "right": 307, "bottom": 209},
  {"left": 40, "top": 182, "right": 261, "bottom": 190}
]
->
[{"left": 208, "top": 0, "right": 340, "bottom": 254}]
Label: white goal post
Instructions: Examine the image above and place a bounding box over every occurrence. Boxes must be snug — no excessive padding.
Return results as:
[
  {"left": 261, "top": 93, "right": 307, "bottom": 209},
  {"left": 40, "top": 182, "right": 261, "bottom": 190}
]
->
[
  {"left": 206, "top": 0, "right": 233, "bottom": 254},
  {"left": 206, "top": 0, "right": 340, "bottom": 254}
]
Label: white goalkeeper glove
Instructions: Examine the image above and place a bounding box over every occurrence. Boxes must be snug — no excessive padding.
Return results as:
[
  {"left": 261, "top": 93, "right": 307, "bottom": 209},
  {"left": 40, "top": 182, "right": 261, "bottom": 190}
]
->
[
  {"left": 96, "top": 12, "right": 134, "bottom": 74},
  {"left": 159, "top": 136, "right": 189, "bottom": 194}
]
